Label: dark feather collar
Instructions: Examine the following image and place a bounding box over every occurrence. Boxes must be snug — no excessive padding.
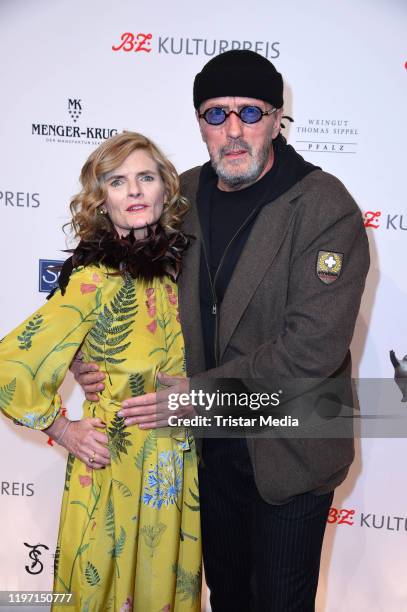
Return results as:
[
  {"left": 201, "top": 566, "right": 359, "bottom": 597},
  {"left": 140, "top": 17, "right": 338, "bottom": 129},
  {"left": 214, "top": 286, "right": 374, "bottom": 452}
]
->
[{"left": 55, "top": 224, "right": 190, "bottom": 297}]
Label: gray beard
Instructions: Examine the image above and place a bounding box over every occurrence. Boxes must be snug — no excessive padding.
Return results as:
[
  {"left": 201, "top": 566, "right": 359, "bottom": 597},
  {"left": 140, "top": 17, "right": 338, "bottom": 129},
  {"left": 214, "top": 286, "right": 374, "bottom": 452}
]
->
[{"left": 211, "top": 137, "right": 273, "bottom": 190}]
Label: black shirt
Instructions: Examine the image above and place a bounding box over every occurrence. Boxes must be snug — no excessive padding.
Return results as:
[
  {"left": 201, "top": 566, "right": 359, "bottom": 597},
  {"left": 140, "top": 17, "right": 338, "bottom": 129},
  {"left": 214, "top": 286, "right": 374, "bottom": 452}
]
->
[{"left": 209, "top": 160, "right": 279, "bottom": 278}]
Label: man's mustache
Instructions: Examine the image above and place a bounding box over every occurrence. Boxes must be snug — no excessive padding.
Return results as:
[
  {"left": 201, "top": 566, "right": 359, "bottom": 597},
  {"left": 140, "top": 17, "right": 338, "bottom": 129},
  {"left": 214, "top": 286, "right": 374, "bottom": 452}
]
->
[{"left": 220, "top": 140, "right": 252, "bottom": 157}]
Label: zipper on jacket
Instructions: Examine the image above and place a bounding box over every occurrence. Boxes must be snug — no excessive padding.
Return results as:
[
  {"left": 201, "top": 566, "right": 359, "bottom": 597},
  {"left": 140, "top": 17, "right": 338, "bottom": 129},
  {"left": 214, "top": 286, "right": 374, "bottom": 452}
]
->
[{"left": 201, "top": 205, "right": 261, "bottom": 366}]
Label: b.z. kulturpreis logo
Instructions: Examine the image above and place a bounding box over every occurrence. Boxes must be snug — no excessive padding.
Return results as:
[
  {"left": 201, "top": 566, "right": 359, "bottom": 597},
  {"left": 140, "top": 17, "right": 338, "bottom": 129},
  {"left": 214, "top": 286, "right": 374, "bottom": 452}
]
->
[
  {"left": 328, "top": 506, "right": 407, "bottom": 532},
  {"left": 112, "top": 32, "right": 280, "bottom": 59},
  {"left": 364, "top": 211, "right": 407, "bottom": 230},
  {"left": 364, "top": 211, "right": 381, "bottom": 228}
]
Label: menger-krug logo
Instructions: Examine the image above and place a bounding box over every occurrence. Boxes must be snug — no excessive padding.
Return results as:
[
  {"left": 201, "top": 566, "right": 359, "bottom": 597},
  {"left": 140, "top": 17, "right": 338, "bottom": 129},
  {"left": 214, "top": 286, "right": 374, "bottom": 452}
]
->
[
  {"left": 32, "top": 99, "right": 118, "bottom": 145},
  {"left": 68, "top": 98, "right": 82, "bottom": 122}
]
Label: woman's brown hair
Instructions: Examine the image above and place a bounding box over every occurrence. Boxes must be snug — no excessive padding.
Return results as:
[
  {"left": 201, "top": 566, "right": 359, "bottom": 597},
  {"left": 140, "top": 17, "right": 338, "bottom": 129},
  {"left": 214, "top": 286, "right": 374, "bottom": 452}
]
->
[{"left": 69, "top": 131, "right": 189, "bottom": 241}]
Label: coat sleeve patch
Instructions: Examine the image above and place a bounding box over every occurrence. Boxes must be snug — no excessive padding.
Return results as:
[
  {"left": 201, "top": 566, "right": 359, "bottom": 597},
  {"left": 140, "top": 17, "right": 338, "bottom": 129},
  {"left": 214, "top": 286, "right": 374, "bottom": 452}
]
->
[{"left": 316, "top": 250, "right": 344, "bottom": 284}]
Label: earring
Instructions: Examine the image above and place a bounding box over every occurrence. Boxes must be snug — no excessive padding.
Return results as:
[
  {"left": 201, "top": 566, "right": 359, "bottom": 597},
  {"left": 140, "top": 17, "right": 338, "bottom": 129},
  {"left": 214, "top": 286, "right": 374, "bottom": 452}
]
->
[{"left": 98, "top": 207, "right": 107, "bottom": 215}]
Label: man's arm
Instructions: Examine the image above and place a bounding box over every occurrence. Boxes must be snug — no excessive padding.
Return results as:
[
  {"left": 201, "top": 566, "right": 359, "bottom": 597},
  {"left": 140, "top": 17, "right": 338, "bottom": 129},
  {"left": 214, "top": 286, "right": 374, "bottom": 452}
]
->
[{"left": 198, "top": 178, "right": 369, "bottom": 381}]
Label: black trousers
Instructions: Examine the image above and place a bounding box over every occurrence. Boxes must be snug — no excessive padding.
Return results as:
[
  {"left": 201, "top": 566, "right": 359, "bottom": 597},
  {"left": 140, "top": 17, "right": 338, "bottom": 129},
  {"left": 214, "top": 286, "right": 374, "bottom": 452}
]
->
[{"left": 199, "top": 438, "right": 334, "bottom": 612}]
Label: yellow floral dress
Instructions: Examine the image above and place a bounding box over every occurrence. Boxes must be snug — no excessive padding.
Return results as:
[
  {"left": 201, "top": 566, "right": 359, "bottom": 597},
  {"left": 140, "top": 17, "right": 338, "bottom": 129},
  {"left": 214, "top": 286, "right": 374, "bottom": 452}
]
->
[{"left": 0, "top": 264, "right": 201, "bottom": 612}]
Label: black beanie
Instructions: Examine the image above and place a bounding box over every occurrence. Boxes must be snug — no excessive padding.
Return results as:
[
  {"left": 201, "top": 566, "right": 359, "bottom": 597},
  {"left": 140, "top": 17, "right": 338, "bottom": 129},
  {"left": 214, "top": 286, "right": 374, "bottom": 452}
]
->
[{"left": 193, "top": 50, "right": 283, "bottom": 109}]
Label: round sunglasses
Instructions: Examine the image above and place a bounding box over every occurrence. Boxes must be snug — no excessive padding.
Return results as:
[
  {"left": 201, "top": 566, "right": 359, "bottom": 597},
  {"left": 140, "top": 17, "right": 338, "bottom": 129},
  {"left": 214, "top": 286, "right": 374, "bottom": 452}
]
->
[{"left": 199, "top": 105, "right": 278, "bottom": 126}]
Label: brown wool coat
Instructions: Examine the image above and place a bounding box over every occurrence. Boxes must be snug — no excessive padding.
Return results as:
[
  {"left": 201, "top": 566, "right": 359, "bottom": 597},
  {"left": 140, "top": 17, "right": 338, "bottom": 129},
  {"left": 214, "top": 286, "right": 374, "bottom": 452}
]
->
[{"left": 178, "top": 166, "right": 370, "bottom": 504}]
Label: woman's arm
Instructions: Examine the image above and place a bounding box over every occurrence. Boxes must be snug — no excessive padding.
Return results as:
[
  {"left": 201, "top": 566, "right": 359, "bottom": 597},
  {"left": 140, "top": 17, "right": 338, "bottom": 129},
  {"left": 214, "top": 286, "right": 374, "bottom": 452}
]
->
[{"left": 0, "top": 265, "right": 110, "bottom": 468}]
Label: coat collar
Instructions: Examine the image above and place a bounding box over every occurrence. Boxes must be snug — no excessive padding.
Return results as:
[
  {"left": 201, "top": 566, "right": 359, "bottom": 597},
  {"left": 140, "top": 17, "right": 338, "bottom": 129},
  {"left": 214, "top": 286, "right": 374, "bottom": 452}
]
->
[
  {"left": 218, "top": 183, "right": 300, "bottom": 358},
  {"left": 178, "top": 168, "right": 207, "bottom": 374}
]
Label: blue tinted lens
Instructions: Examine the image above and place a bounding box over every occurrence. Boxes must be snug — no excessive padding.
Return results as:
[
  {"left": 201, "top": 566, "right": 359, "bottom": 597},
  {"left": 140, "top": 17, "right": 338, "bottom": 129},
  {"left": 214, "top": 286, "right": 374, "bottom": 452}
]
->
[
  {"left": 204, "top": 107, "right": 226, "bottom": 125},
  {"left": 240, "top": 106, "right": 262, "bottom": 123}
]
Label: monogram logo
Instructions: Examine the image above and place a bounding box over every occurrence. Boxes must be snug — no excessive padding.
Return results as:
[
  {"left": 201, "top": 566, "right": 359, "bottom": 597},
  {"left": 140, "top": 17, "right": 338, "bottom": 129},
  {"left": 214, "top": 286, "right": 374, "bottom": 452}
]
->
[
  {"left": 112, "top": 33, "right": 153, "bottom": 53},
  {"left": 24, "top": 543, "right": 49, "bottom": 575},
  {"left": 364, "top": 211, "right": 381, "bottom": 228},
  {"left": 38, "top": 260, "right": 64, "bottom": 293},
  {"left": 327, "top": 507, "right": 355, "bottom": 526},
  {"left": 68, "top": 99, "right": 82, "bottom": 122}
]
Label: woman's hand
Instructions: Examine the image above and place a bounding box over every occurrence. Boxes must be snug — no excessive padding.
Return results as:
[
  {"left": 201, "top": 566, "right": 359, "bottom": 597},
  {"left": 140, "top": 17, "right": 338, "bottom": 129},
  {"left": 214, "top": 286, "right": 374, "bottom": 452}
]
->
[{"left": 45, "top": 416, "right": 110, "bottom": 469}]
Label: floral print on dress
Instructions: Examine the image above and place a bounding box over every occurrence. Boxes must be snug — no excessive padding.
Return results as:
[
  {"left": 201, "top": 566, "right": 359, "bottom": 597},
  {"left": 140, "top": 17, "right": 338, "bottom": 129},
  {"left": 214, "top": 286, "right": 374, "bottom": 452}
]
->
[
  {"left": 164, "top": 282, "right": 181, "bottom": 323},
  {"left": 120, "top": 597, "right": 133, "bottom": 612},
  {"left": 145, "top": 287, "right": 156, "bottom": 316},
  {"left": 165, "top": 283, "right": 178, "bottom": 306},
  {"left": 78, "top": 465, "right": 93, "bottom": 487},
  {"left": 142, "top": 450, "right": 183, "bottom": 510},
  {"left": 147, "top": 320, "right": 157, "bottom": 334},
  {"left": 146, "top": 287, "right": 157, "bottom": 333},
  {"left": 78, "top": 474, "right": 92, "bottom": 487},
  {"left": 80, "top": 283, "right": 98, "bottom": 294}
]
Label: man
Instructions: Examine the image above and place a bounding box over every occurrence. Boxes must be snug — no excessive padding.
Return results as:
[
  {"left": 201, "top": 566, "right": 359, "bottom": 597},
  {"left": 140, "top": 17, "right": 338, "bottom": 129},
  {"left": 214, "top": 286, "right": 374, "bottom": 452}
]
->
[{"left": 76, "top": 51, "right": 369, "bottom": 610}]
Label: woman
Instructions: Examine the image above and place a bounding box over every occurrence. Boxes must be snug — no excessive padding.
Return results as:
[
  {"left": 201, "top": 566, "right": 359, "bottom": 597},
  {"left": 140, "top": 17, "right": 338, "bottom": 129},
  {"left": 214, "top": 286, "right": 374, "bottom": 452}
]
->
[{"left": 0, "top": 132, "right": 201, "bottom": 611}]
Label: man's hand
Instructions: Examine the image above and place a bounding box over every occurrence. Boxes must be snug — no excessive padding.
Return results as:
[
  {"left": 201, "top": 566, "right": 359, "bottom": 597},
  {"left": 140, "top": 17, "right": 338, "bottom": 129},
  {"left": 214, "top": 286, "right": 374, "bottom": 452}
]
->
[
  {"left": 71, "top": 355, "right": 105, "bottom": 402},
  {"left": 118, "top": 372, "right": 196, "bottom": 428}
]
